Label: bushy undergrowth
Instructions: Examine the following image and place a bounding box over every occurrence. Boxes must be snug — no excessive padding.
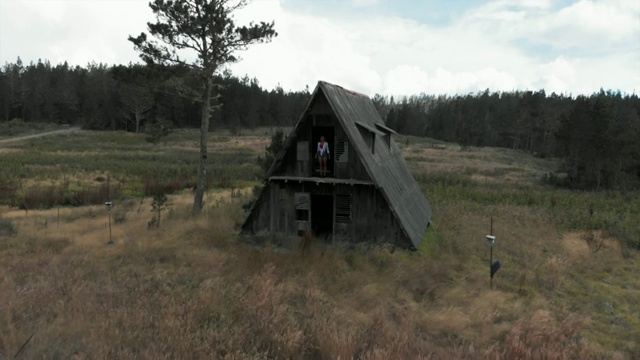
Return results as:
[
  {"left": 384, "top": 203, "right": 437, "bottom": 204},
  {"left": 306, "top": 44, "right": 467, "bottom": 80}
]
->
[
  {"left": 12, "top": 182, "right": 116, "bottom": 209},
  {"left": 417, "top": 172, "right": 640, "bottom": 252},
  {"left": 0, "top": 131, "right": 261, "bottom": 209}
]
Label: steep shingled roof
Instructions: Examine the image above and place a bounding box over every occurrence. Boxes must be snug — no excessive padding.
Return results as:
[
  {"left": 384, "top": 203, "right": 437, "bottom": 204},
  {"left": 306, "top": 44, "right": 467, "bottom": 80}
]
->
[{"left": 261, "top": 81, "right": 432, "bottom": 248}]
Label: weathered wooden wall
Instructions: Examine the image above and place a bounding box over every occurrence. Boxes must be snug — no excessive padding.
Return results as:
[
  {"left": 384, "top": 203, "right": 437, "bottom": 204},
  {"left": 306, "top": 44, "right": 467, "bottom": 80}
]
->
[{"left": 242, "top": 180, "right": 411, "bottom": 248}]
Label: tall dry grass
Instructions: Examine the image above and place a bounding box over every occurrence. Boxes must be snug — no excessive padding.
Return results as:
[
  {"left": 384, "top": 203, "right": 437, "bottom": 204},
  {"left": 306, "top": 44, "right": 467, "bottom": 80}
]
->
[
  {"left": 1, "top": 132, "right": 638, "bottom": 359},
  {"left": 2, "top": 191, "right": 634, "bottom": 359}
]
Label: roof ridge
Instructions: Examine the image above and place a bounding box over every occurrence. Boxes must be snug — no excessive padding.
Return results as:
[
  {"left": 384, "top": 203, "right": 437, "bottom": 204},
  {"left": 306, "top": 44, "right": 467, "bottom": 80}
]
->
[{"left": 319, "top": 80, "right": 365, "bottom": 97}]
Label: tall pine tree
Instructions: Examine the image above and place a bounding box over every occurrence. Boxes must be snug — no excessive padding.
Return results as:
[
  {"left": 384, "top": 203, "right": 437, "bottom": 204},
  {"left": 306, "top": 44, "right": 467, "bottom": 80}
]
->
[{"left": 129, "top": 0, "right": 276, "bottom": 212}]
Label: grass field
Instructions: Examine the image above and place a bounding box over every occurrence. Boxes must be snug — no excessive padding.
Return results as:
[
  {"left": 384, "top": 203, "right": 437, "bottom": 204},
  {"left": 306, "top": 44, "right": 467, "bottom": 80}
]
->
[{"left": 0, "top": 130, "right": 638, "bottom": 359}]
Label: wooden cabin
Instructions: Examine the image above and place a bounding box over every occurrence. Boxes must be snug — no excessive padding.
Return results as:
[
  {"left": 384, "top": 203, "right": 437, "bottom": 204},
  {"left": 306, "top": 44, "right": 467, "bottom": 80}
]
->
[{"left": 241, "top": 81, "right": 432, "bottom": 249}]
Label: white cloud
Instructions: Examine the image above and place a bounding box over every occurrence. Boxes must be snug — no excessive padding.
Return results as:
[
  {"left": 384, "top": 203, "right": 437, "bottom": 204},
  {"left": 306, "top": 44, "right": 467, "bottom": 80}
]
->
[
  {"left": 230, "top": 0, "right": 639, "bottom": 96},
  {"left": 0, "top": 0, "right": 150, "bottom": 65},
  {"left": 1, "top": 0, "right": 637, "bottom": 96},
  {"left": 384, "top": 65, "right": 519, "bottom": 96},
  {"left": 351, "top": 0, "right": 379, "bottom": 8},
  {"left": 537, "top": 56, "right": 576, "bottom": 94},
  {"left": 462, "top": 0, "right": 640, "bottom": 52},
  {"left": 516, "top": 0, "right": 553, "bottom": 9},
  {"left": 230, "top": 0, "right": 382, "bottom": 93},
  {"left": 529, "top": 1, "right": 640, "bottom": 52},
  {"left": 385, "top": 65, "right": 430, "bottom": 95}
]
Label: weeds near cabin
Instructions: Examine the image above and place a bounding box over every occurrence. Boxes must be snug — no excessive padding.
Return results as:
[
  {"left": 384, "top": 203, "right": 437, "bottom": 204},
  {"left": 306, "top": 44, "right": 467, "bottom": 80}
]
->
[{"left": 298, "top": 233, "right": 315, "bottom": 255}]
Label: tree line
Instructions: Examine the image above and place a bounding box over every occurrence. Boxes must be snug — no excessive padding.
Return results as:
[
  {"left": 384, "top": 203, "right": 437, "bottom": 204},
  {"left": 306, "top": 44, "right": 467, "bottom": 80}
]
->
[
  {"left": 0, "top": 58, "right": 309, "bottom": 132},
  {"left": 2, "top": 58, "right": 639, "bottom": 190},
  {"left": 374, "top": 90, "right": 640, "bottom": 190}
]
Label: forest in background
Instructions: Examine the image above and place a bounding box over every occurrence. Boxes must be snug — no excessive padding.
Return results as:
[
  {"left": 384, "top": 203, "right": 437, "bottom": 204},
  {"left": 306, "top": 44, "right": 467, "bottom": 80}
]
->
[
  {"left": 1, "top": 58, "right": 639, "bottom": 190},
  {"left": 0, "top": 58, "right": 310, "bottom": 132}
]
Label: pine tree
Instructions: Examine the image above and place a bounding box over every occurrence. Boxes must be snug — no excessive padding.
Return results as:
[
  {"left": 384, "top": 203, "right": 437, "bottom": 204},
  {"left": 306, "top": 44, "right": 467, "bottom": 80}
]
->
[{"left": 129, "top": 0, "right": 277, "bottom": 212}]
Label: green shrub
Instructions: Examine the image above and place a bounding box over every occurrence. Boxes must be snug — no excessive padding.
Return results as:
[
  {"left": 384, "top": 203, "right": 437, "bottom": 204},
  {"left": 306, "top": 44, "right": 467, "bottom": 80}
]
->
[
  {"left": 261, "top": 129, "right": 285, "bottom": 174},
  {"left": 148, "top": 193, "right": 170, "bottom": 229},
  {"left": 145, "top": 118, "right": 174, "bottom": 143}
]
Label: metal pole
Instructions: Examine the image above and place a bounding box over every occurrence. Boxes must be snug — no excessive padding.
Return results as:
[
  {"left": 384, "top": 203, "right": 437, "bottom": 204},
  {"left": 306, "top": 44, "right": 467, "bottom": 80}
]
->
[
  {"left": 490, "top": 217, "right": 493, "bottom": 289},
  {"left": 490, "top": 242, "right": 493, "bottom": 289},
  {"left": 108, "top": 207, "right": 112, "bottom": 243},
  {"left": 107, "top": 174, "right": 112, "bottom": 244},
  {"left": 104, "top": 174, "right": 113, "bottom": 245}
]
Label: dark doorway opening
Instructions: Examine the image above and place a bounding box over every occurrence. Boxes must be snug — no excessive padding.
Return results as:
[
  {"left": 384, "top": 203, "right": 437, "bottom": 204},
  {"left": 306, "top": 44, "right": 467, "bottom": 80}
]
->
[
  {"left": 311, "top": 194, "right": 333, "bottom": 240},
  {"left": 311, "top": 126, "right": 334, "bottom": 177}
]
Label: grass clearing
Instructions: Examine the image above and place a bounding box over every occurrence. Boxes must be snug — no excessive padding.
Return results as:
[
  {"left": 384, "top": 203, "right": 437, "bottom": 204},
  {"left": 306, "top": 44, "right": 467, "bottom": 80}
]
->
[{"left": 0, "top": 130, "right": 638, "bottom": 359}]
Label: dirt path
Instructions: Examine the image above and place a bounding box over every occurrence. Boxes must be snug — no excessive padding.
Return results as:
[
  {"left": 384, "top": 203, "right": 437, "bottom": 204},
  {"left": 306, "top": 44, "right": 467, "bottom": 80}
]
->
[{"left": 0, "top": 127, "right": 81, "bottom": 145}]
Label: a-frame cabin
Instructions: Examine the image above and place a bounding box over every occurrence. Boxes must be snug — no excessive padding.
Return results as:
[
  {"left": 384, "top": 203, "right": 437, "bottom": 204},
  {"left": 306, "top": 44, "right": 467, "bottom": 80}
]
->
[{"left": 241, "top": 81, "right": 432, "bottom": 249}]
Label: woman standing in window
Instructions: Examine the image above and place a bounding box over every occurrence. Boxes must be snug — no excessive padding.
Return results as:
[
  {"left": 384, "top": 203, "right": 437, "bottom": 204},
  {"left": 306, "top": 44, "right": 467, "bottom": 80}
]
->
[{"left": 316, "top": 135, "right": 330, "bottom": 177}]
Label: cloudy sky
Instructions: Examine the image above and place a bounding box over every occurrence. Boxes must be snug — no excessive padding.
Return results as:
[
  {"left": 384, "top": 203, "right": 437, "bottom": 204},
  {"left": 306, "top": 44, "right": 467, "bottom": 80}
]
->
[{"left": 1, "top": 0, "right": 638, "bottom": 96}]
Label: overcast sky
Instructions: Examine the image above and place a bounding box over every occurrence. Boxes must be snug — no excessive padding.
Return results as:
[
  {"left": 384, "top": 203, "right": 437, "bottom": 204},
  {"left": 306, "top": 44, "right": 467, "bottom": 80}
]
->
[{"left": 1, "top": 0, "right": 638, "bottom": 96}]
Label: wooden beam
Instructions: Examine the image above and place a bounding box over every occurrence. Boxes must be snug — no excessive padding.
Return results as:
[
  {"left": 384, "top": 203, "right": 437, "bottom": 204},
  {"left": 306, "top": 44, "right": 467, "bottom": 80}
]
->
[{"left": 269, "top": 175, "right": 375, "bottom": 187}]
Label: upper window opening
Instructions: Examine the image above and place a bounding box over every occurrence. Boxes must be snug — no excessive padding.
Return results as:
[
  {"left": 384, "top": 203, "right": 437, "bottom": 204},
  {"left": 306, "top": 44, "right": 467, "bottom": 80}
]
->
[
  {"left": 375, "top": 123, "right": 396, "bottom": 150},
  {"left": 356, "top": 121, "right": 384, "bottom": 154}
]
